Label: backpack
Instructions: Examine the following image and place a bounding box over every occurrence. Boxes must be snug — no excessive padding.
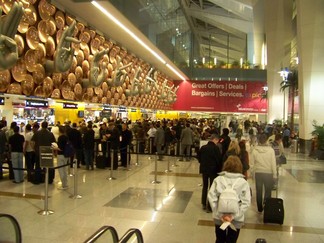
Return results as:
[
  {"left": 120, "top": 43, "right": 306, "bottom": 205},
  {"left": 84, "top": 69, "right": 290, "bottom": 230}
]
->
[
  {"left": 217, "top": 177, "right": 240, "bottom": 215},
  {"left": 64, "top": 141, "right": 75, "bottom": 158}
]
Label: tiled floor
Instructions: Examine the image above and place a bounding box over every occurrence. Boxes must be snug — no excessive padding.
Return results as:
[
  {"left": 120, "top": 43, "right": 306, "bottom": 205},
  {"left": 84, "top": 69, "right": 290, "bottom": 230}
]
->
[{"left": 1, "top": 146, "right": 324, "bottom": 243}]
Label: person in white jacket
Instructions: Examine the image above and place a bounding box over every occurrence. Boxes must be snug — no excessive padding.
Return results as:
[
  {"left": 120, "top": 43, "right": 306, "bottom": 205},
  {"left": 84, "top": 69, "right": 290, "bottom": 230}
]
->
[
  {"left": 250, "top": 133, "right": 277, "bottom": 212},
  {"left": 208, "top": 156, "right": 251, "bottom": 243}
]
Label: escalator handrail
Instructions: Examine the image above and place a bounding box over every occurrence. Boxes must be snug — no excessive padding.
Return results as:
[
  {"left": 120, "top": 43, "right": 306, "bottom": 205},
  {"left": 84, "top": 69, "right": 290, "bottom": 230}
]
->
[
  {"left": 0, "top": 213, "right": 22, "bottom": 243},
  {"left": 118, "top": 228, "right": 144, "bottom": 243},
  {"left": 83, "top": 225, "right": 119, "bottom": 243}
]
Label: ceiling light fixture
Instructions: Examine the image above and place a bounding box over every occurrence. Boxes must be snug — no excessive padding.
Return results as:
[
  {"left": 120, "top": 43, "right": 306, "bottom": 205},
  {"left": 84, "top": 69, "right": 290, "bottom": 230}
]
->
[{"left": 91, "top": 1, "right": 187, "bottom": 81}]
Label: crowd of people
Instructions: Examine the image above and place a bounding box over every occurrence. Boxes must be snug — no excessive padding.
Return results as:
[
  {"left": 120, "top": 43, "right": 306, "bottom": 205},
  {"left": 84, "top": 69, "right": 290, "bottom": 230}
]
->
[{"left": 0, "top": 116, "right": 293, "bottom": 242}]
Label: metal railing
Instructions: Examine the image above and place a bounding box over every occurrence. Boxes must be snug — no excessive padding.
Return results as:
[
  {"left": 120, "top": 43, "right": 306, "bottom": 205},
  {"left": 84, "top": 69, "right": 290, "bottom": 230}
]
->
[
  {"left": 84, "top": 226, "right": 119, "bottom": 243},
  {"left": 84, "top": 225, "right": 144, "bottom": 243},
  {"left": 119, "top": 228, "right": 144, "bottom": 243},
  {"left": 0, "top": 213, "right": 22, "bottom": 243}
]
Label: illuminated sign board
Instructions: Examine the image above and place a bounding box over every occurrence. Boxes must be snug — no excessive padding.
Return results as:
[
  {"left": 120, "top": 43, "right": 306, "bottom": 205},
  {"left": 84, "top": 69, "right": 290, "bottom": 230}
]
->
[
  {"left": 26, "top": 100, "right": 48, "bottom": 108},
  {"left": 63, "top": 103, "right": 78, "bottom": 109},
  {"left": 103, "top": 105, "right": 112, "bottom": 111},
  {"left": 118, "top": 107, "right": 126, "bottom": 112}
]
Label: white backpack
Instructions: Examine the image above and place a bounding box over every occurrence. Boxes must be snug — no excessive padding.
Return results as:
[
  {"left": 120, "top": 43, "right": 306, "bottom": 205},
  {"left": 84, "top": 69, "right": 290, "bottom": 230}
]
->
[{"left": 217, "top": 177, "right": 240, "bottom": 215}]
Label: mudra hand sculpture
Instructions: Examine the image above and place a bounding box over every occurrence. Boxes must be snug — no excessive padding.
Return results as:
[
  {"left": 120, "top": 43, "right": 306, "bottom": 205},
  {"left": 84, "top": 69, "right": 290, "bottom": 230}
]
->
[
  {"left": 143, "top": 68, "right": 156, "bottom": 94},
  {"left": 107, "top": 55, "right": 132, "bottom": 87},
  {"left": 125, "top": 67, "right": 142, "bottom": 96},
  {"left": 83, "top": 48, "right": 108, "bottom": 87},
  {"left": 0, "top": 2, "right": 24, "bottom": 70},
  {"left": 46, "top": 20, "right": 80, "bottom": 73},
  {"left": 157, "top": 80, "right": 168, "bottom": 99},
  {"left": 165, "top": 86, "right": 179, "bottom": 104}
]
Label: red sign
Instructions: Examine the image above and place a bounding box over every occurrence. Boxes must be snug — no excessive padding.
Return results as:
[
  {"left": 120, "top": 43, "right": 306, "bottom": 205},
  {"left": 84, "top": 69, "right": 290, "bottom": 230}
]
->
[{"left": 172, "top": 80, "right": 267, "bottom": 113}]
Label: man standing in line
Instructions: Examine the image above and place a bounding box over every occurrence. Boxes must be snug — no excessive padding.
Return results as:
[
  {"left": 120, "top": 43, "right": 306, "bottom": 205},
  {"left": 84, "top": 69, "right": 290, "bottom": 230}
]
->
[
  {"left": 179, "top": 123, "right": 194, "bottom": 161},
  {"left": 24, "top": 124, "right": 35, "bottom": 181},
  {"left": 67, "top": 123, "right": 83, "bottom": 168},
  {"left": 147, "top": 122, "right": 157, "bottom": 154},
  {"left": 83, "top": 123, "right": 95, "bottom": 170},
  {"left": 120, "top": 123, "right": 133, "bottom": 167},
  {"left": 197, "top": 134, "right": 223, "bottom": 212},
  {"left": 8, "top": 126, "right": 25, "bottom": 183},
  {"left": 219, "top": 128, "right": 231, "bottom": 158},
  {"left": 31, "top": 121, "right": 56, "bottom": 184},
  {"left": 154, "top": 123, "right": 165, "bottom": 161},
  {"left": 106, "top": 121, "right": 120, "bottom": 170}
]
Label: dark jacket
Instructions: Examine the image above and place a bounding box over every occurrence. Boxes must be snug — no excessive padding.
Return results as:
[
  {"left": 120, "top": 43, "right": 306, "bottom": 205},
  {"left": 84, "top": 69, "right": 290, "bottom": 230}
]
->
[
  {"left": 67, "top": 128, "right": 82, "bottom": 149},
  {"left": 57, "top": 134, "right": 68, "bottom": 155},
  {"left": 219, "top": 134, "right": 231, "bottom": 156},
  {"left": 120, "top": 129, "right": 132, "bottom": 148},
  {"left": 108, "top": 127, "right": 120, "bottom": 149},
  {"left": 83, "top": 129, "right": 95, "bottom": 150},
  {"left": 197, "top": 141, "right": 223, "bottom": 175}
]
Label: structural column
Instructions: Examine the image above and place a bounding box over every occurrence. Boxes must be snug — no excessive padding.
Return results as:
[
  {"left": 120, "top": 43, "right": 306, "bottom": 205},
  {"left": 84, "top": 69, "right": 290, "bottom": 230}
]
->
[
  {"left": 264, "top": 0, "right": 293, "bottom": 123},
  {"left": 296, "top": 0, "right": 324, "bottom": 153}
]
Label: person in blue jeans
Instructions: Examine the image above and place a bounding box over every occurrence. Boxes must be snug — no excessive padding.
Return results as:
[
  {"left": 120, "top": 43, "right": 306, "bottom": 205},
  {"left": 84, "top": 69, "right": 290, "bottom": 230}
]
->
[{"left": 8, "top": 126, "right": 25, "bottom": 183}]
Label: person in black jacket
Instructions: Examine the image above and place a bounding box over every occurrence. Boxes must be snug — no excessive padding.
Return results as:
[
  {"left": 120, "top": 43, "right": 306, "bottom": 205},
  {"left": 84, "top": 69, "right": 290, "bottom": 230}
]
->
[
  {"left": 67, "top": 123, "right": 83, "bottom": 168},
  {"left": 83, "top": 124, "right": 95, "bottom": 170},
  {"left": 106, "top": 122, "right": 120, "bottom": 169},
  {"left": 197, "top": 134, "right": 223, "bottom": 212},
  {"left": 219, "top": 128, "right": 231, "bottom": 158},
  {"left": 120, "top": 123, "right": 133, "bottom": 167}
]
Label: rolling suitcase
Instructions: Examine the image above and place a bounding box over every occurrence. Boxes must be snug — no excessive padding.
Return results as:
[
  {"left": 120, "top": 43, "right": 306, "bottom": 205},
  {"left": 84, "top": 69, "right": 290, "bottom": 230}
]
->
[
  {"left": 263, "top": 197, "right": 284, "bottom": 224},
  {"left": 96, "top": 155, "right": 107, "bottom": 169},
  {"left": 263, "top": 169, "right": 284, "bottom": 225}
]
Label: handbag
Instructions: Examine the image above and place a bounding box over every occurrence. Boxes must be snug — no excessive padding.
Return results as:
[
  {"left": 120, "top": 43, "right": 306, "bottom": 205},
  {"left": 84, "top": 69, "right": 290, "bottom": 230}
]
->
[{"left": 279, "top": 154, "right": 287, "bottom": 164}]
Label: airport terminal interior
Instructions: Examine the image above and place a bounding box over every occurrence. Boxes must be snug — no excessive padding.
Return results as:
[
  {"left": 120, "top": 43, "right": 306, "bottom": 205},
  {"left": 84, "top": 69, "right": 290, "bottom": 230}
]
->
[
  {"left": 1, "top": 0, "right": 324, "bottom": 242},
  {"left": 1, "top": 138, "right": 324, "bottom": 243}
]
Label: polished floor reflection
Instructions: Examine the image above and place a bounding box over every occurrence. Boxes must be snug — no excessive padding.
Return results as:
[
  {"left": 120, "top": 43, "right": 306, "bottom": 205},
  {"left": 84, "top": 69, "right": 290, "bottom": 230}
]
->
[
  {"left": 105, "top": 187, "right": 193, "bottom": 213},
  {"left": 1, "top": 147, "right": 324, "bottom": 243}
]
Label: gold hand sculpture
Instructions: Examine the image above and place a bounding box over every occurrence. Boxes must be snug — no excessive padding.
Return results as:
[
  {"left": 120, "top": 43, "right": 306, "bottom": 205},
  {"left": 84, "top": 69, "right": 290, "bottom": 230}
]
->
[
  {"left": 157, "top": 79, "right": 168, "bottom": 99},
  {"left": 45, "top": 20, "right": 80, "bottom": 73},
  {"left": 0, "top": 2, "right": 24, "bottom": 70},
  {"left": 143, "top": 68, "right": 156, "bottom": 94},
  {"left": 165, "top": 86, "right": 179, "bottom": 104},
  {"left": 107, "top": 55, "right": 132, "bottom": 87},
  {"left": 125, "top": 66, "right": 142, "bottom": 96},
  {"left": 83, "top": 48, "right": 108, "bottom": 87}
]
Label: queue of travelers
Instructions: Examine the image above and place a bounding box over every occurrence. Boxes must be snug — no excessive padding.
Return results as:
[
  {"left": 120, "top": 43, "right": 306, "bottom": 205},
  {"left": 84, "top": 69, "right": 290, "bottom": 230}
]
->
[{"left": 0, "top": 116, "right": 295, "bottom": 242}]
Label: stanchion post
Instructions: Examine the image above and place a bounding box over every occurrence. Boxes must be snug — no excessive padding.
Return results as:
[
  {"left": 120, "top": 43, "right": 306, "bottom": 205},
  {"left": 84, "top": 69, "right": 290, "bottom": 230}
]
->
[
  {"left": 70, "top": 159, "right": 82, "bottom": 199},
  {"left": 135, "top": 139, "right": 139, "bottom": 166},
  {"left": 149, "top": 138, "right": 153, "bottom": 154},
  {"left": 38, "top": 167, "right": 54, "bottom": 215},
  {"left": 68, "top": 158, "right": 74, "bottom": 177},
  {"left": 107, "top": 149, "right": 116, "bottom": 180},
  {"left": 126, "top": 145, "right": 131, "bottom": 170},
  {"left": 165, "top": 155, "right": 172, "bottom": 173},
  {"left": 151, "top": 152, "right": 161, "bottom": 184}
]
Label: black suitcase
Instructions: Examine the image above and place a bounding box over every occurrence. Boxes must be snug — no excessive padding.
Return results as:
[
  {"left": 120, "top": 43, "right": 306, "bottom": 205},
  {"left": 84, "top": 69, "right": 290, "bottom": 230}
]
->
[
  {"left": 96, "top": 155, "right": 107, "bottom": 169},
  {"left": 29, "top": 168, "right": 55, "bottom": 184},
  {"left": 263, "top": 172, "right": 284, "bottom": 225},
  {"left": 263, "top": 197, "right": 284, "bottom": 224},
  {"left": 29, "top": 169, "right": 45, "bottom": 184}
]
